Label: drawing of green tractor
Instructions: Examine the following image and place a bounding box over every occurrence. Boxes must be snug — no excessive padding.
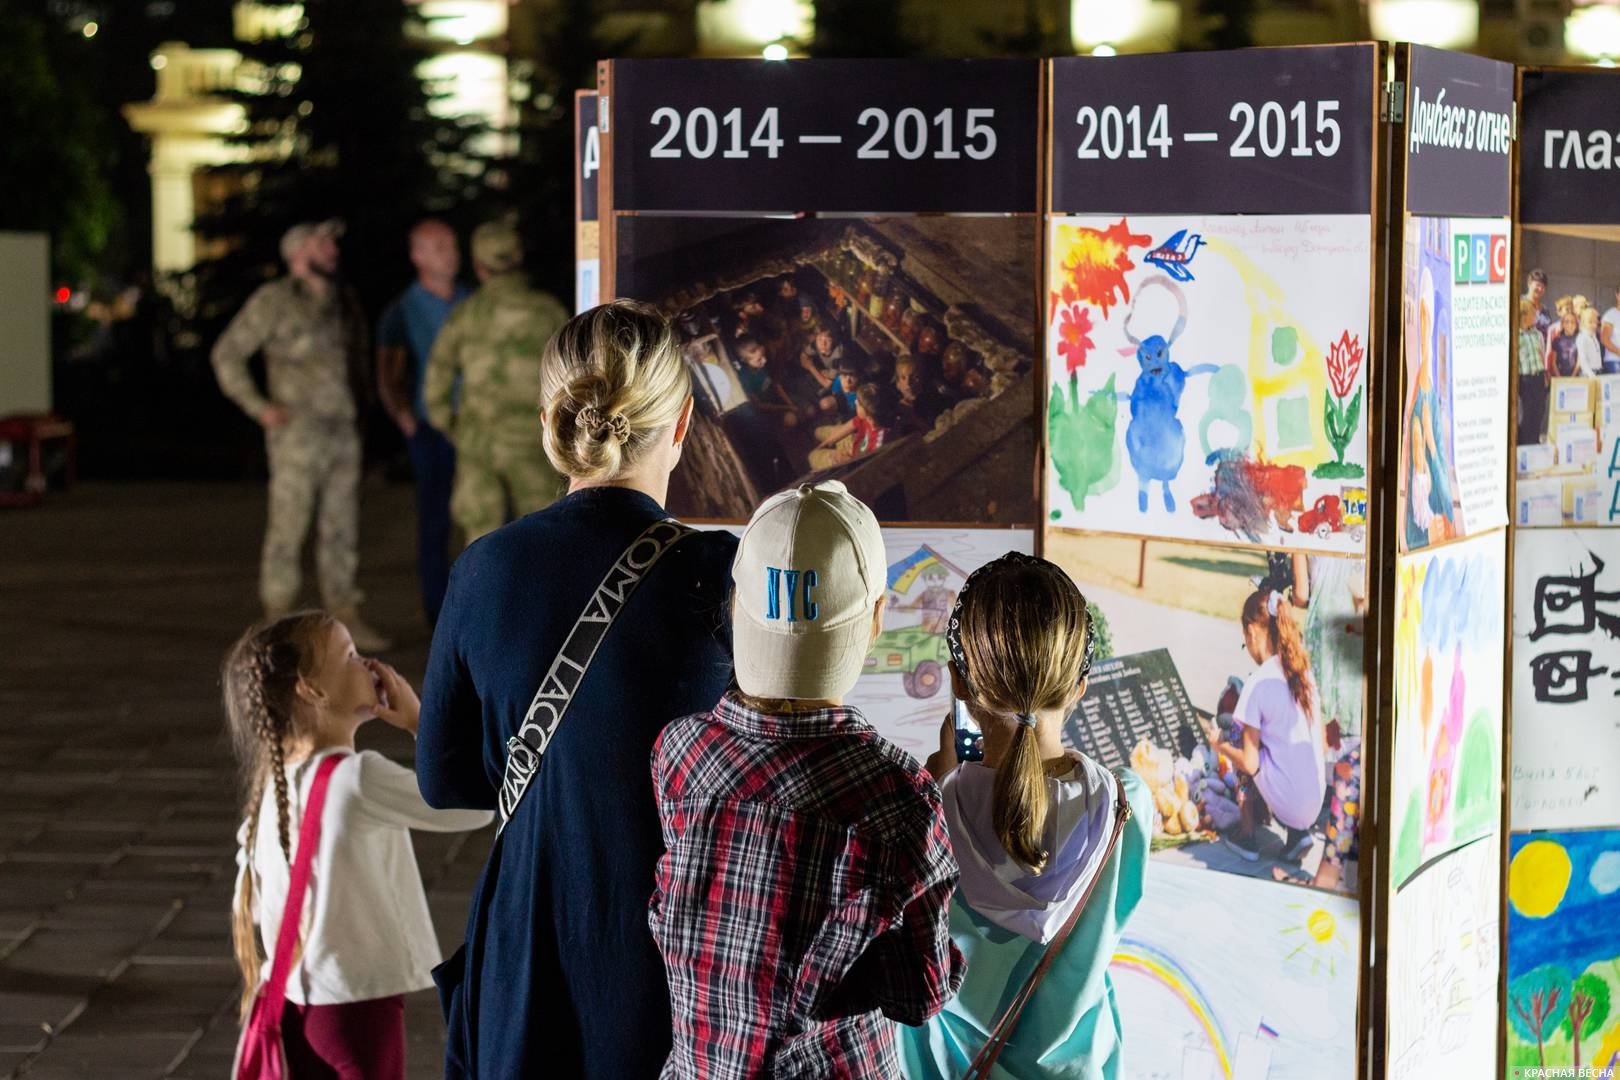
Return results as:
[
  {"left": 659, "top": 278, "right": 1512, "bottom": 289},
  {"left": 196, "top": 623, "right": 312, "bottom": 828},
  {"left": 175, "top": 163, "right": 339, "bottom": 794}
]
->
[{"left": 864, "top": 625, "right": 951, "bottom": 699}]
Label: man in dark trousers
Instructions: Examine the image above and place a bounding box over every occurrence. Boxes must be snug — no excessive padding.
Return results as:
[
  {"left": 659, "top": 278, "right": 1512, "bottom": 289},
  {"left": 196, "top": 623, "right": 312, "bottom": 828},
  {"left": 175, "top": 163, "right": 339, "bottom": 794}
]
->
[{"left": 377, "top": 218, "right": 473, "bottom": 627}]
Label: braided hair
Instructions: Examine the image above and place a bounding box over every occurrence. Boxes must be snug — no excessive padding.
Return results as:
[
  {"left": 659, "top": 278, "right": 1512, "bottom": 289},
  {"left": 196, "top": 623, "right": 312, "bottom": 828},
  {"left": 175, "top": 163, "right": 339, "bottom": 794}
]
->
[{"left": 222, "top": 611, "right": 334, "bottom": 1017}]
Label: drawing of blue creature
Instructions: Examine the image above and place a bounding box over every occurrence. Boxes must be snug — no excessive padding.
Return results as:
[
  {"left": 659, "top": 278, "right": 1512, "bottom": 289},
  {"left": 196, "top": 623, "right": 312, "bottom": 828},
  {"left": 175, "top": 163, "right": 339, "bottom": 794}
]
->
[{"left": 1116, "top": 276, "right": 1219, "bottom": 513}]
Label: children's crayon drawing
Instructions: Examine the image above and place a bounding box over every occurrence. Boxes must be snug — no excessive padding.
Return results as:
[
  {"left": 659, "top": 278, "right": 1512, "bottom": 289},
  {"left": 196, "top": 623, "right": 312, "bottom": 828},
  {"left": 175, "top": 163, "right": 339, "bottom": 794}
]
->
[
  {"left": 1511, "top": 529, "right": 1620, "bottom": 831},
  {"left": 1045, "top": 214, "right": 1372, "bottom": 554},
  {"left": 1049, "top": 531, "right": 1365, "bottom": 895},
  {"left": 1507, "top": 829, "right": 1620, "bottom": 1074},
  {"left": 1385, "top": 835, "right": 1501, "bottom": 1080},
  {"left": 1108, "top": 860, "right": 1360, "bottom": 1080},
  {"left": 855, "top": 528, "right": 1034, "bottom": 758},
  {"left": 1389, "top": 531, "right": 1505, "bottom": 890}
]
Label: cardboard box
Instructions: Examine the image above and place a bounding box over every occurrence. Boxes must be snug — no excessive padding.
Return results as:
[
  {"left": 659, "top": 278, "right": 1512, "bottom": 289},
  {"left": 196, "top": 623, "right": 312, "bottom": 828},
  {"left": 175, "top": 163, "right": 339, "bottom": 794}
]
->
[
  {"left": 1599, "top": 373, "right": 1620, "bottom": 403},
  {"left": 1571, "top": 481, "right": 1605, "bottom": 524},
  {"left": 1553, "top": 377, "right": 1596, "bottom": 415},
  {"left": 1552, "top": 410, "right": 1591, "bottom": 433},
  {"left": 1559, "top": 424, "right": 1601, "bottom": 468},
  {"left": 1517, "top": 477, "right": 1565, "bottom": 526},
  {"left": 1518, "top": 442, "right": 1558, "bottom": 474}
]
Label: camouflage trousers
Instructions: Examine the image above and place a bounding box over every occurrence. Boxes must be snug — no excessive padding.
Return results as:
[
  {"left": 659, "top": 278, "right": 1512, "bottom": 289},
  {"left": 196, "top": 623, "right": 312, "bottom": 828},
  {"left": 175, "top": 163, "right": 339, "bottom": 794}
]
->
[
  {"left": 261, "top": 419, "right": 362, "bottom": 612},
  {"left": 450, "top": 425, "right": 565, "bottom": 545}
]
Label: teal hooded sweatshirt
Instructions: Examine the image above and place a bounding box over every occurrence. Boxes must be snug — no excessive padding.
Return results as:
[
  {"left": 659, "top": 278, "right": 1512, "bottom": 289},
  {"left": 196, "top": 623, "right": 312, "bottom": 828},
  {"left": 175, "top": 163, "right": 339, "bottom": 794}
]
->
[{"left": 897, "top": 756, "right": 1152, "bottom": 1080}]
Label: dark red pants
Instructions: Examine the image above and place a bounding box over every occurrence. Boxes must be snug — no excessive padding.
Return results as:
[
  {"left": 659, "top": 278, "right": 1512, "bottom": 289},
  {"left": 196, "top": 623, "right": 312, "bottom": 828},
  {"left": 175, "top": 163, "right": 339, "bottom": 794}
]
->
[{"left": 281, "top": 994, "right": 406, "bottom": 1080}]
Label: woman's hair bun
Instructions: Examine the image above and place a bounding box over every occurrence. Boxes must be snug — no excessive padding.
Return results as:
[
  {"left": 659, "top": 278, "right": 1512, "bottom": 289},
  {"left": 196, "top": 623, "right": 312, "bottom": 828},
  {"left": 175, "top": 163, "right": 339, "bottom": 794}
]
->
[{"left": 539, "top": 301, "right": 690, "bottom": 483}]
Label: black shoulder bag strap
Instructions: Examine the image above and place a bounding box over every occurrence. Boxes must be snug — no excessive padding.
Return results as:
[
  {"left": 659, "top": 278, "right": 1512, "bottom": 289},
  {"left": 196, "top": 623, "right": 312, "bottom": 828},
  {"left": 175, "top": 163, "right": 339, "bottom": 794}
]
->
[{"left": 496, "top": 517, "right": 695, "bottom": 831}]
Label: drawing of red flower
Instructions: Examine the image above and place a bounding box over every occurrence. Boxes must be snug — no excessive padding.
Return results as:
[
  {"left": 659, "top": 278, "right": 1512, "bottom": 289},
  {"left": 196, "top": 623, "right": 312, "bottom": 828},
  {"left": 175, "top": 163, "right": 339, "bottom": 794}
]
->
[
  {"left": 1315, "top": 330, "right": 1366, "bottom": 480},
  {"left": 1327, "top": 331, "right": 1363, "bottom": 400},
  {"left": 1057, "top": 304, "right": 1096, "bottom": 375}
]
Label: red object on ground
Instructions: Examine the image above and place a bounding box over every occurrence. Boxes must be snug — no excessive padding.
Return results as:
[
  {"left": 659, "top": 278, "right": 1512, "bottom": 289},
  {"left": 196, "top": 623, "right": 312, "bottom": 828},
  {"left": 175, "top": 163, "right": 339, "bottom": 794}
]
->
[{"left": 0, "top": 413, "right": 77, "bottom": 508}]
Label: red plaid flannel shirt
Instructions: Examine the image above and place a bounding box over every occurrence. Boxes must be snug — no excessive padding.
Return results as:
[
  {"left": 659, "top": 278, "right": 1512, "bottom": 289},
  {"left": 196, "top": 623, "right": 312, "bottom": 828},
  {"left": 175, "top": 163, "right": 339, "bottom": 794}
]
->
[{"left": 649, "top": 692, "right": 965, "bottom": 1079}]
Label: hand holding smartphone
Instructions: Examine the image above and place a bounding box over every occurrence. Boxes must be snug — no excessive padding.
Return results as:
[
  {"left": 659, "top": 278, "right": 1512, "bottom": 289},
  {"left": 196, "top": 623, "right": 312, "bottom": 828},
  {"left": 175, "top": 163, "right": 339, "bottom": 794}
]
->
[{"left": 953, "top": 698, "right": 983, "bottom": 763}]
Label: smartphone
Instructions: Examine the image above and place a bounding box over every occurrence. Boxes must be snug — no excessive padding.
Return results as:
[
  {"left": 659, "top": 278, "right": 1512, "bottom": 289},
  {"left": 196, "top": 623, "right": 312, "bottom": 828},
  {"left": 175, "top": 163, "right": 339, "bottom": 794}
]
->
[{"left": 953, "top": 698, "right": 984, "bottom": 763}]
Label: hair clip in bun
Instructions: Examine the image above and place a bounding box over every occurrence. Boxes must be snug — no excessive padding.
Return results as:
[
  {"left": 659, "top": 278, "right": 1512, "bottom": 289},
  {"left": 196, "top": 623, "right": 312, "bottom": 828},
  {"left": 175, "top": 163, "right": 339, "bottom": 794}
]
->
[{"left": 578, "top": 405, "right": 630, "bottom": 442}]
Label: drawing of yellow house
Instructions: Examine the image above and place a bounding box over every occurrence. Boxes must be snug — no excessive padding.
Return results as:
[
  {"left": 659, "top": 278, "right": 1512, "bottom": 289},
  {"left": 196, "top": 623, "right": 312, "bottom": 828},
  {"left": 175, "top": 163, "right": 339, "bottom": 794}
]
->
[{"left": 1208, "top": 237, "right": 1334, "bottom": 471}]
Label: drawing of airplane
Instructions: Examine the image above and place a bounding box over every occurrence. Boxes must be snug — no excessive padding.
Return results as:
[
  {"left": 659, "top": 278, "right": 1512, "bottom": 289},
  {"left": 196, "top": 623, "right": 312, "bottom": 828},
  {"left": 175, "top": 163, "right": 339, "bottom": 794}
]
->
[{"left": 1145, "top": 230, "right": 1207, "bottom": 282}]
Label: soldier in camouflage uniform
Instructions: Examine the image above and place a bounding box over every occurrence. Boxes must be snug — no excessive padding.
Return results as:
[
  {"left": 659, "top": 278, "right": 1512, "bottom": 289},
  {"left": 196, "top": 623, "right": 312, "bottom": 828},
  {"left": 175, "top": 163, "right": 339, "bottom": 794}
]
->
[
  {"left": 424, "top": 218, "right": 569, "bottom": 545},
  {"left": 211, "top": 219, "right": 391, "bottom": 650}
]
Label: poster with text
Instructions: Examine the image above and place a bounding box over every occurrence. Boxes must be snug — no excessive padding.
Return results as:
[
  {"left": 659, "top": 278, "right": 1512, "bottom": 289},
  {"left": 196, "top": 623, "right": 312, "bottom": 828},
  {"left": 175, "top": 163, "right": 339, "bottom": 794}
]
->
[
  {"left": 1385, "top": 835, "right": 1501, "bottom": 1080},
  {"left": 1390, "top": 530, "right": 1506, "bottom": 889},
  {"left": 619, "top": 215, "right": 1038, "bottom": 525},
  {"left": 1397, "top": 216, "right": 1512, "bottom": 551},
  {"left": 1507, "top": 829, "right": 1620, "bottom": 1074},
  {"left": 1511, "top": 529, "right": 1620, "bottom": 830},
  {"left": 1050, "top": 530, "right": 1365, "bottom": 895},
  {"left": 1045, "top": 214, "right": 1371, "bottom": 554},
  {"left": 1110, "top": 860, "right": 1360, "bottom": 1080},
  {"left": 1513, "top": 225, "right": 1620, "bottom": 528}
]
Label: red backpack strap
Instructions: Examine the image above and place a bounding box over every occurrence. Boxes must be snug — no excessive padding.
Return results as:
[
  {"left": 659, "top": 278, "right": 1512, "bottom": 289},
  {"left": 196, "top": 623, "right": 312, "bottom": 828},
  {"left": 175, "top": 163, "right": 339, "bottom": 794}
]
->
[
  {"left": 964, "top": 770, "right": 1134, "bottom": 1080},
  {"left": 260, "top": 753, "right": 345, "bottom": 1007}
]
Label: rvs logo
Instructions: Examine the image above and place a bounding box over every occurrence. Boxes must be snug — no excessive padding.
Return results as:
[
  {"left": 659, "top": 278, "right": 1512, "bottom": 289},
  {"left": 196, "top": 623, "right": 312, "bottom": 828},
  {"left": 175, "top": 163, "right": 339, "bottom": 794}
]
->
[{"left": 1452, "top": 233, "right": 1508, "bottom": 285}]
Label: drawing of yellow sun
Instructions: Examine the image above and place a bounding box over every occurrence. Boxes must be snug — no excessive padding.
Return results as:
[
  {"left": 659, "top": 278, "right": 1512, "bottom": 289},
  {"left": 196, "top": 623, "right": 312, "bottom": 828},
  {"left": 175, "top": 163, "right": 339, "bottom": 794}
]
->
[
  {"left": 1509, "top": 839, "right": 1572, "bottom": 919},
  {"left": 1282, "top": 903, "right": 1353, "bottom": 977}
]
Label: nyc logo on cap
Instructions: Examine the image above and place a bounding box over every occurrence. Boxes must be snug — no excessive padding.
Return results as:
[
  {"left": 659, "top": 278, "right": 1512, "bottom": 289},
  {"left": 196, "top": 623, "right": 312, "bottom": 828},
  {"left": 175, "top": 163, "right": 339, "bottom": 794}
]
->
[
  {"left": 1452, "top": 233, "right": 1508, "bottom": 285},
  {"left": 765, "top": 567, "right": 820, "bottom": 623}
]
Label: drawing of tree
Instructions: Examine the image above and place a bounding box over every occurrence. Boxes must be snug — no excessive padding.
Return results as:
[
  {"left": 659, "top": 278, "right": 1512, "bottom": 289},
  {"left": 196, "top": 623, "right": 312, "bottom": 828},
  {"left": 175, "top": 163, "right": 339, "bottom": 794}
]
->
[
  {"left": 1560, "top": 973, "right": 1612, "bottom": 1067},
  {"left": 1511, "top": 965, "right": 1572, "bottom": 1067}
]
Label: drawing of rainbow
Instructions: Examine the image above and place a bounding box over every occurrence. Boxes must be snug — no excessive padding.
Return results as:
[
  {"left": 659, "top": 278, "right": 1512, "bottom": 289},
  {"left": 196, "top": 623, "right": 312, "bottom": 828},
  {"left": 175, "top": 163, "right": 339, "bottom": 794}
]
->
[{"left": 1111, "top": 939, "right": 1234, "bottom": 1079}]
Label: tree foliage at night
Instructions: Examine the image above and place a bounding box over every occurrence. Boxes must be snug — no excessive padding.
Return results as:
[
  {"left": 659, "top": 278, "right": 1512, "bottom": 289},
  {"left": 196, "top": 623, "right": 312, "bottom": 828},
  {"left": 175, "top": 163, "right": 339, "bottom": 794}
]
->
[
  {"left": 188, "top": 0, "right": 475, "bottom": 334},
  {"left": 0, "top": 4, "right": 117, "bottom": 283}
]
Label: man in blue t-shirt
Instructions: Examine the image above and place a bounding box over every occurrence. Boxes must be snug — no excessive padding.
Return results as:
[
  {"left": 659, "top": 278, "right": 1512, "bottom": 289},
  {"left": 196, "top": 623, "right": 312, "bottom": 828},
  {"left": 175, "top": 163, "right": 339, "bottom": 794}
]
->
[{"left": 377, "top": 219, "right": 473, "bottom": 626}]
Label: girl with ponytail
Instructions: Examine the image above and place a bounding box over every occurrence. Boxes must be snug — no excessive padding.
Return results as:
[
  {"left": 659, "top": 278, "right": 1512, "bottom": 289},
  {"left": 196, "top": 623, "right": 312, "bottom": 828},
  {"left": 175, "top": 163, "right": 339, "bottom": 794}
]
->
[
  {"left": 900, "top": 554, "right": 1152, "bottom": 1080},
  {"left": 225, "top": 612, "right": 490, "bottom": 1079},
  {"left": 1200, "top": 586, "right": 1329, "bottom": 864}
]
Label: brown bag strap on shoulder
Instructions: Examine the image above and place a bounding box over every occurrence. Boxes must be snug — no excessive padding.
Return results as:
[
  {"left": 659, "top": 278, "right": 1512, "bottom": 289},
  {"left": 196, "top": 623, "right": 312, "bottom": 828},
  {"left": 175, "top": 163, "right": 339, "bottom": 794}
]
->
[{"left": 962, "top": 770, "right": 1134, "bottom": 1080}]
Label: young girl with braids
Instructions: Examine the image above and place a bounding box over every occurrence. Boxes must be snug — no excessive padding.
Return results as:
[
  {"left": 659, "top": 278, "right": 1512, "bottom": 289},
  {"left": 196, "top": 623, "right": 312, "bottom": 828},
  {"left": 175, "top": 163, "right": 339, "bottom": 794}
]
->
[
  {"left": 1200, "top": 587, "right": 1328, "bottom": 864},
  {"left": 901, "top": 554, "right": 1152, "bottom": 1080},
  {"left": 226, "top": 612, "right": 491, "bottom": 1079}
]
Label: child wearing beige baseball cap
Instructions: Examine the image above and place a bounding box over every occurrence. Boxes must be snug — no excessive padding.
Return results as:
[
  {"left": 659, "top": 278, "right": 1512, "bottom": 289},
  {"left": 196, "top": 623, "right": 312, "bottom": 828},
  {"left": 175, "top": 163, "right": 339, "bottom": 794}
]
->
[{"left": 648, "top": 481, "right": 965, "bottom": 1078}]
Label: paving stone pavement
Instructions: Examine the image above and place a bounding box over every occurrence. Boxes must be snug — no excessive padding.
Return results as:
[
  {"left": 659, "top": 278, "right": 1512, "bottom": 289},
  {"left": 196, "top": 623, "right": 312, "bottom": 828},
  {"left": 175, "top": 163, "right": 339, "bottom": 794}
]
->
[{"left": 0, "top": 480, "right": 486, "bottom": 1079}]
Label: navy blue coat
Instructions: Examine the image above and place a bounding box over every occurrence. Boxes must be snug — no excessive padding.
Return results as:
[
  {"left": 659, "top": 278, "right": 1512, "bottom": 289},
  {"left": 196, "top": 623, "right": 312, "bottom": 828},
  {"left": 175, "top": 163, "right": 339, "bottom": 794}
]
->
[{"left": 417, "top": 487, "right": 737, "bottom": 1079}]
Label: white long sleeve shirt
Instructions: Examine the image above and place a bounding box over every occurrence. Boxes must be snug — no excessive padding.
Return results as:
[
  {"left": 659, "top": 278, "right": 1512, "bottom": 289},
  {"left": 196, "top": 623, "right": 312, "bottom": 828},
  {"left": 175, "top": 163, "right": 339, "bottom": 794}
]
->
[{"left": 235, "top": 747, "right": 492, "bottom": 1005}]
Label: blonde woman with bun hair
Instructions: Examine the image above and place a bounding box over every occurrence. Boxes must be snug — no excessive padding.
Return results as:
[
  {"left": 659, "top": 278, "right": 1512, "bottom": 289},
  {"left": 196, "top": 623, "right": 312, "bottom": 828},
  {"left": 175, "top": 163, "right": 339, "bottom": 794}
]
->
[
  {"left": 539, "top": 299, "right": 694, "bottom": 496},
  {"left": 417, "top": 300, "right": 739, "bottom": 1080}
]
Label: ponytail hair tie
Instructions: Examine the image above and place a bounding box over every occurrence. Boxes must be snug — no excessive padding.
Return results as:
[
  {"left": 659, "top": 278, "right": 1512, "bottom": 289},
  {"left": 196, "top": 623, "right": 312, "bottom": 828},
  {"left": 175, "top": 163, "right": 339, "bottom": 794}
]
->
[
  {"left": 1015, "top": 711, "right": 1037, "bottom": 729},
  {"left": 1267, "top": 590, "right": 1284, "bottom": 618}
]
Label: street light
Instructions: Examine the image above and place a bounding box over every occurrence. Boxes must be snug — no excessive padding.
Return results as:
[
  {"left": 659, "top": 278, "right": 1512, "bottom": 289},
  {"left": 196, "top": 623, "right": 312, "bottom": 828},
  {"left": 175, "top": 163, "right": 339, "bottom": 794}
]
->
[
  {"left": 82, "top": 20, "right": 98, "bottom": 38},
  {"left": 763, "top": 42, "right": 789, "bottom": 61}
]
